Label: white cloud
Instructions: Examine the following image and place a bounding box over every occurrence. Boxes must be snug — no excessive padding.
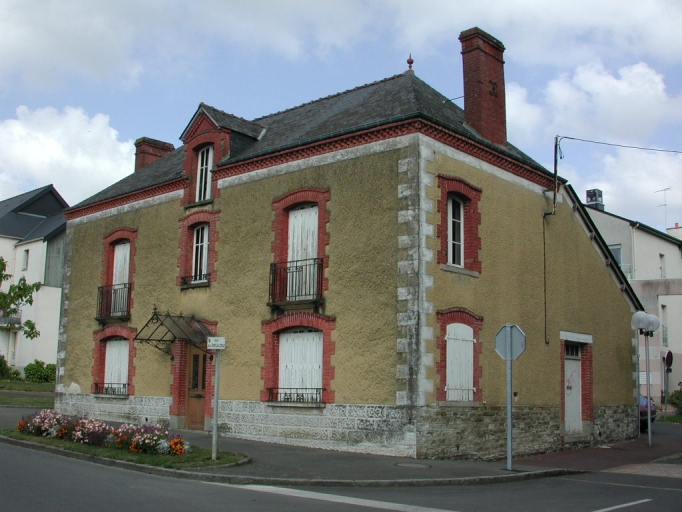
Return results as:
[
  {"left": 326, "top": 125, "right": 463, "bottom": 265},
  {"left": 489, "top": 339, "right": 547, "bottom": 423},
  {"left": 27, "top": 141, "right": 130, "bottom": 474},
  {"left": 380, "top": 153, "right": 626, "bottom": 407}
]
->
[{"left": 0, "top": 106, "right": 134, "bottom": 205}]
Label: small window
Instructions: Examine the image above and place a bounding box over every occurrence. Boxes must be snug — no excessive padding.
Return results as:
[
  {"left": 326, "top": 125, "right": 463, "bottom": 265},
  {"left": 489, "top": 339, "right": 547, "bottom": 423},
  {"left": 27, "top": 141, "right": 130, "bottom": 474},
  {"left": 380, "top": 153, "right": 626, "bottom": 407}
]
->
[
  {"left": 608, "top": 245, "right": 621, "bottom": 266},
  {"left": 192, "top": 224, "right": 209, "bottom": 283},
  {"left": 448, "top": 196, "right": 463, "bottom": 267},
  {"left": 22, "top": 249, "right": 29, "bottom": 271},
  {"left": 196, "top": 146, "right": 213, "bottom": 202},
  {"left": 565, "top": 343, "right": 580, "bottom": 359}
]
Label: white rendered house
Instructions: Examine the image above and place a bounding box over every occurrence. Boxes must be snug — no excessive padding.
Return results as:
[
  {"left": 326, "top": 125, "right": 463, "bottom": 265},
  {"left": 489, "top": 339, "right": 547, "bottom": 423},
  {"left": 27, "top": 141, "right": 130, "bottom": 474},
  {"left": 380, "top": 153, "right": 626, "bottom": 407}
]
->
[
  {"left": 586, "top": 189, "right": 682, "bottom": 403},
  {"left": 0, "top": 185, "right": 67, "bottom": 373}
]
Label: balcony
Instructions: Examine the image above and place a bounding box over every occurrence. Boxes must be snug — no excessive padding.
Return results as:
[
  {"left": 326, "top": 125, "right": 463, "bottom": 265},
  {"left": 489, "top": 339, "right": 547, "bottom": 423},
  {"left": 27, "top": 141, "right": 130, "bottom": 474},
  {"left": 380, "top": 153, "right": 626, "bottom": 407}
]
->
[
  {"left": 0, "top": 309, "right": 21, "bottom": 330},
  {"left": 180, "top": 273, "right": 211, "bottom": 289},
  {"left": 268, "top": 258, "right": 323, "bottom": 307},
  {"left": 96, "top": 284, "right": 131, "bottom": 323},
  {"left": 267, "top": 387, "right": 324, "bottom": 404},
  {"left": 93, "top": 382, "right": 128, "bottom": 396}
]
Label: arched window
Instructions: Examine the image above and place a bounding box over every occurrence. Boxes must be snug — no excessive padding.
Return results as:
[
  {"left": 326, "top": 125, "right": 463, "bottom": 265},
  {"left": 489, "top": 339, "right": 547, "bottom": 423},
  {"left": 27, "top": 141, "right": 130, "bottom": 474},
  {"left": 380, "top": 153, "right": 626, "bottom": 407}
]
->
[
  {"left": 195, "top": 146, "right": 213, "bottom": 202},
  {"left": 192, "top": 224, "right": 209, "bottom": 283},
  {"left": 448, "top": 195, "right": 464, "bottom": 267}
]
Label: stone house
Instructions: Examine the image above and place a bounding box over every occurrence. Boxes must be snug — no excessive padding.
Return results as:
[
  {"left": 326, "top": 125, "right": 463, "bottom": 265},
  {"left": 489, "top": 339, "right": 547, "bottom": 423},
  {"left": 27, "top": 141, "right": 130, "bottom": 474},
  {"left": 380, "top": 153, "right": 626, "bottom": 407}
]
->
[{"left": 55, "top": 27, "right": 642, "bottom": 459}]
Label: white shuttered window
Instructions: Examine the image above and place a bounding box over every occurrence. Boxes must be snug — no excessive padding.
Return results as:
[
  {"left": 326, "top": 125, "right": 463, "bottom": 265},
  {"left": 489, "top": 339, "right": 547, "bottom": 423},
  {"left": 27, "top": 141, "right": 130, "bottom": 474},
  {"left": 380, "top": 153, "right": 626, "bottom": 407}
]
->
[
  {"left": 192, "top": 225, "right": 209, "bottom": 282},
  {"left": 287, "top": 204, "right": 318, "bottom": 300},
  {"left": 279, "top": 329, "right": 322, "bottom": 391},
  {"left": 104, "top": 338, "right": 129, "bottom": 393},
  {"left": 111, "top": 241, "right": 130, "bottom": 316},
  {"left": 445, "top": 323, "right": 475, "bottom": 401}
]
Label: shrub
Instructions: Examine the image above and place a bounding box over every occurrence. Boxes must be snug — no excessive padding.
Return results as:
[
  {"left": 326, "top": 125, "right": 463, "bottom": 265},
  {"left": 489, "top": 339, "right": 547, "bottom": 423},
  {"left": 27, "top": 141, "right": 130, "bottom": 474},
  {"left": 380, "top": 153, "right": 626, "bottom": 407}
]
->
[
  {"left": 669, "top": 383, "right": 682, "bottom": 414},
  {"left": 23, "top": 359, "right": 56, "bottom": 383},
  {"left": 0, "top": 354, "right": 22, "bottom": 381}
]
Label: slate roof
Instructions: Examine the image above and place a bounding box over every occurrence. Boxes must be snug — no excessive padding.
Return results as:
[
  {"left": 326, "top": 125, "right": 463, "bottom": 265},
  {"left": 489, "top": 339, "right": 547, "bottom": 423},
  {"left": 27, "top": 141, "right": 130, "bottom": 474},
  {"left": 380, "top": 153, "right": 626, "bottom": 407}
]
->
[
  {"left": 72, "top": 71, "right": 550, "bottom": 210},
  {"left": 0, "top": 185, "right": 68, "bottom": 242}
]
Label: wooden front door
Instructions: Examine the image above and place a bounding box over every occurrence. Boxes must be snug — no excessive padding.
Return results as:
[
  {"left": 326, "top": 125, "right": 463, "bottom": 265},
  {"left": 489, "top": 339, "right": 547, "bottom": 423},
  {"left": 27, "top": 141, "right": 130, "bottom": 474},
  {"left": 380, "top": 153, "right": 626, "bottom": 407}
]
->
[{"left": 186, "top": 344, "right": 206, "bottom": 430}]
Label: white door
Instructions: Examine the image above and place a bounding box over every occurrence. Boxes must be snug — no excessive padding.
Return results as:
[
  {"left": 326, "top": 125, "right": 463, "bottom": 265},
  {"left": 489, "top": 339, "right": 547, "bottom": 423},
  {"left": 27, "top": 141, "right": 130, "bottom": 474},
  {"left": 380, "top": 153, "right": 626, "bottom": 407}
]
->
[
  {"left": 112, "top": 241, "right": 130, "bottom": 315},
  {"left": 279, "top": 329, "right": 322, "bottom": 400},
  {"left": 287, "top": 205, "right": 318, "bottom": 300},
  {"left": 564, "top": 347, "right": 582, "bottom": 434},
  {"left": 445, "top": 323, "right": 475, "bottom": 401}
]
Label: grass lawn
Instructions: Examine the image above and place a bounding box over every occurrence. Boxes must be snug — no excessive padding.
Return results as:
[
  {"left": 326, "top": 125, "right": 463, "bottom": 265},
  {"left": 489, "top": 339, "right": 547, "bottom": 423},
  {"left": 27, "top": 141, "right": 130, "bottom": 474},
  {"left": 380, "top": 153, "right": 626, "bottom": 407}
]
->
[
  {"left": 0, "top": 395, "right": 54, "bottom": 407},
  {"left": 0, "top": 380, "right": 55, "bottom": 392},
  {"left": 661, "top": 415, "right": 682, "bottom": 423},
  {"left": 0, "top": 428, "right": 247, "bottom": 469}
]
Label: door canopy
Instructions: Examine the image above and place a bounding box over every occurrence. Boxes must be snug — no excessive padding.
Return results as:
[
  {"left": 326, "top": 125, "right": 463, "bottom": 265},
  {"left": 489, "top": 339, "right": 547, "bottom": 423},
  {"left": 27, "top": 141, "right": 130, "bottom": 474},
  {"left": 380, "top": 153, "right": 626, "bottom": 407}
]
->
[{"left": 134, "top": 307, "right": 213, "bottom": 356}]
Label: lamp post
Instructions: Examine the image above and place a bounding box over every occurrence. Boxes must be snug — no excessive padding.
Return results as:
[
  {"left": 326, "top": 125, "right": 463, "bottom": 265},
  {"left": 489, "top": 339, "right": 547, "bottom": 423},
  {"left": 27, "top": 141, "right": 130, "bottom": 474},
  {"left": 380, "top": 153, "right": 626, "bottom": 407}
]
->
[{"left": 631, "top": 311, "right": 660, "bottom": 447}]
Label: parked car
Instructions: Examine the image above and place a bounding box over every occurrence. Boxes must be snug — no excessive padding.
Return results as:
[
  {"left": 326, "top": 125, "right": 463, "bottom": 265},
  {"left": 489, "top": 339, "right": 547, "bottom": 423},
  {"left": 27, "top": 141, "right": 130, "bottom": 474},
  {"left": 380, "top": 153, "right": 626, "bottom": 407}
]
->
[{"left": 639, "top": 394, "right": 657, "bottom": 432}]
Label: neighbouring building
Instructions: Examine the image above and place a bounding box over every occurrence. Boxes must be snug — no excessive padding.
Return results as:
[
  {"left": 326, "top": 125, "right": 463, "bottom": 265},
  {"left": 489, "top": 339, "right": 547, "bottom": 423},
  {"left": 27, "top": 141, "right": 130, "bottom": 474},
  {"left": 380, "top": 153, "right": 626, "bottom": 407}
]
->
[
  {"left": 0, "top": 185, "right": 68, "bottom": 373},
  {"left": 56, "top": 28, "right": 642, "bottom": 460},
  {"left": 586, "top": 190, "right": 682, "bottom": 405}
]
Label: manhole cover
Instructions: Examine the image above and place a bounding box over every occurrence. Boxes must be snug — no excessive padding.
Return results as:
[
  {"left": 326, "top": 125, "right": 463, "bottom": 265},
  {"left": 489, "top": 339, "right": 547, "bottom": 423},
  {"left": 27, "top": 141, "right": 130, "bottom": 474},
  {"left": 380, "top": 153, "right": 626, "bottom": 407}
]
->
[{"left": 395, "top": 463, "right": 431, "bottom": 469}]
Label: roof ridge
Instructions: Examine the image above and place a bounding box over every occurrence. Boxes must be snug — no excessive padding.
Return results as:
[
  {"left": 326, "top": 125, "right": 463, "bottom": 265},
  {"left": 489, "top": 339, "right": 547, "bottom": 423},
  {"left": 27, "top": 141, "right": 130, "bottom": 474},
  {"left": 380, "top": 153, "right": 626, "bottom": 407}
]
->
[
  {"left": 199, "top": 102, "right": 266, "bottom": 128},
  {"left": 0, "top": 184, "right": 53, "bottom": 205},
  {"left": 253, "top": 73, "right": 407, "bottom": 122}
]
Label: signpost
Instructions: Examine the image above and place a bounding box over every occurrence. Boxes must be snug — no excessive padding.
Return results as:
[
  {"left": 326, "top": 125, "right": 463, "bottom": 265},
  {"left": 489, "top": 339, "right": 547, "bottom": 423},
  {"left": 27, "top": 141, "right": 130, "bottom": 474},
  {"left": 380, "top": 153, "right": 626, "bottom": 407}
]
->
[
  {"left": 495, "top": 324, "right": 526, "bottom": 471},
  {"left": 207, "top": 336, "right": 226, "bottom": 460},
  {"left": 664, "top": 350, "right": 673, "bottom": 417}
]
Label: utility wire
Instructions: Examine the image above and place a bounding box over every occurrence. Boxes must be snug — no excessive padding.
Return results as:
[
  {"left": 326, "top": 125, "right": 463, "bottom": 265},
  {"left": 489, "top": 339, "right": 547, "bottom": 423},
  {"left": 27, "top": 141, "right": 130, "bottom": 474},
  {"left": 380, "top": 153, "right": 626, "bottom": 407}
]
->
[{"left": 558, "top": 135, "right": 682, "bottom": 154}]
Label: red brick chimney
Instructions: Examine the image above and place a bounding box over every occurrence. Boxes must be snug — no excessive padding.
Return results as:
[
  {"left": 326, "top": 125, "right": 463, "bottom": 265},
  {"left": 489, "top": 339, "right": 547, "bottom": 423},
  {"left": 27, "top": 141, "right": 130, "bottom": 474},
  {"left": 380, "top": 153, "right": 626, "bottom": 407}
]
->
[
  {"left": 459, "top": 27, "right": 507, "bottom": 146},
  {"left": 134, "top": 137, "right": 175, "bottom": 172}
]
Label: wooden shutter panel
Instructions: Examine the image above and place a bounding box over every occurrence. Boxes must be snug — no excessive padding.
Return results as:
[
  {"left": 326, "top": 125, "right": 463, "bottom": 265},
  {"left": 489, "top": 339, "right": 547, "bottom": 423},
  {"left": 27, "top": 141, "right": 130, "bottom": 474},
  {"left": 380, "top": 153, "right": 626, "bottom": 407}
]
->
[{"left": 445, "top": 323, "right": 475, "bottom": 401}]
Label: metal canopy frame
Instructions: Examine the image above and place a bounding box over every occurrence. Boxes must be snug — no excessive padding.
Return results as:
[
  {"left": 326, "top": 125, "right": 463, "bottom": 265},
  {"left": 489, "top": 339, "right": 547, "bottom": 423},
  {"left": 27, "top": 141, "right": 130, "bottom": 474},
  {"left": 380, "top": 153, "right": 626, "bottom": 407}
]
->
[{"left": 133, "top": 308, "right": 213, "bottom": 356}]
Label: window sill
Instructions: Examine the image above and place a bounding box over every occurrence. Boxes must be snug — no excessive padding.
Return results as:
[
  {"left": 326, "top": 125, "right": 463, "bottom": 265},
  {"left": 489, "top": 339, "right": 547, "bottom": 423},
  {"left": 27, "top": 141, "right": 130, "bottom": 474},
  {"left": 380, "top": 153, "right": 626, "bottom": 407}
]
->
[
  {"left": 184, "top": 198, "right": 214, "bottom": 210},
  {"left": 180, "top": 281, "right": 210, "bottom": 290},
  {"left": 267, "top": 401, "right": 326, "bottom": 409},
  {"left": 439, "top": 264, "right": 480, "bottom": 278},
  {"left": 93, "top": 393, "right": 129, "bottom": 400}
]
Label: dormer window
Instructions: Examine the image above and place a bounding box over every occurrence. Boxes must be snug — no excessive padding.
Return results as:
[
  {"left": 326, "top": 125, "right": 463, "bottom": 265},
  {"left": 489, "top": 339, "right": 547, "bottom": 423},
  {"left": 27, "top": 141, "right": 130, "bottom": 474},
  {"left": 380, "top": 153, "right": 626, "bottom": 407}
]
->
[{"left": 196, "top": 146, "right": 213, "bottom": 202}]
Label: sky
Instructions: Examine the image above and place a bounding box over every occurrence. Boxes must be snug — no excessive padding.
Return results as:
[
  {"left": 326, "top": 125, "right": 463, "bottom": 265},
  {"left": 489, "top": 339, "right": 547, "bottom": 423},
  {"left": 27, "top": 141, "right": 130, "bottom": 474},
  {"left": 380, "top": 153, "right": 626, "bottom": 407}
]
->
[{"left": 0, "top": 0, "right": 681, "bottom": 232}]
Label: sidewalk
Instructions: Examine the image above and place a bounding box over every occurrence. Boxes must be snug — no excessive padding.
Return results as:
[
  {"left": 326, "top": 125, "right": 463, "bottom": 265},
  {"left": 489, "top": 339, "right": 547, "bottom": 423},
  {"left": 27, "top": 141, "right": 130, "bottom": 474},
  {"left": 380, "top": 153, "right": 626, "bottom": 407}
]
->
[{"left": 1, "top": 405, "right": 681, "bottom": 487}]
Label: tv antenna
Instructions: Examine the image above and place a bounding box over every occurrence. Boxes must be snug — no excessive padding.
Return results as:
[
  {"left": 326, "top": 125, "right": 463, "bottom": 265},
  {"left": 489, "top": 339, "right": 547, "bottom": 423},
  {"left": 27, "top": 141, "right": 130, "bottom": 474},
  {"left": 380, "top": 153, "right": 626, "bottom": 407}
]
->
[{"left": 656, "top": 187, "right": 671, "bottom": 230}]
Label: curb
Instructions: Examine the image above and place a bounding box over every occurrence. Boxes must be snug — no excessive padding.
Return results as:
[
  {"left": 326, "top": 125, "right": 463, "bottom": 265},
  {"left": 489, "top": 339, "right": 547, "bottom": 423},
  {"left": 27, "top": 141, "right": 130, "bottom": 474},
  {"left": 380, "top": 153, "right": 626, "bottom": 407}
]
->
[{"left": 0, "top": 434, "right": 584, "bottom": 487}]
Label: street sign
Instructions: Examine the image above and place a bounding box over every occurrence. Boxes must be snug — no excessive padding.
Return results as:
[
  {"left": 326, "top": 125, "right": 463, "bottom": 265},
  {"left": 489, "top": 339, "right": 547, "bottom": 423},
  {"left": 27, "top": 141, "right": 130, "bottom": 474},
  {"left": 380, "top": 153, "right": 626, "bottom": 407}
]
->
[
  {"left": 495, "top": 324, "right": 526, "bottom": 360},
  {"left": 665, "top": 350, "right": 673, "bottom": 368},
  {"left": 207, "top": 336, "right": 226, "bottom": 350}
]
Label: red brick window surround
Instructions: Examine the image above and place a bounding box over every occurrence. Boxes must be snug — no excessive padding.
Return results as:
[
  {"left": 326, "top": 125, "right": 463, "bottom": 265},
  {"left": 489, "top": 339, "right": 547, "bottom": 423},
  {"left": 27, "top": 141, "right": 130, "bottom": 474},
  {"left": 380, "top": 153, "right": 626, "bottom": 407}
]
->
[
  {"left": 177, "top": 210, "right": 220, "bottom": 287},
  {"left": 271, "top": 188, "right": 330, "bottom": 280},
  {"left": 437, "top": 175, "right": 482, "bottom": 273},
  {"left": 261, "top": 312, "right": 336, "bottom": 404},
  {"left": 435, "top": 307, "right": 483, "bottom": 402},
  {"left": 92, "top": 325, "right": 137, "bottom": 396},
  {"left": 560, "top": 341, "right": 594, "bottom": 424},
  {"left": 182, "top": 139, "right": 221, "bottom": 206},
  {"left": 101, "top": 228, "right": 138, "bottom": 286}
]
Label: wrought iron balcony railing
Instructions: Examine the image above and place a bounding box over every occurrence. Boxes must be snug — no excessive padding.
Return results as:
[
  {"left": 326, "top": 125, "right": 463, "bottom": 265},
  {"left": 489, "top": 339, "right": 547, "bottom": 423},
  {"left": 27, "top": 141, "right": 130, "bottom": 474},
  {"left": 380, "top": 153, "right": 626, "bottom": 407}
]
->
[
  {"left": 180, "top": 273, "right": 211, "bottom": 287},
  {"left": 93, "top": 382, "right": 128, "bottom": 396},
  {"left": 269, "top": 258, "right": 323, "bottom": 305},
  {"left": 96, "top": 284, "right": 131, "bottom": 321},
  {"left": 267, "top": 387, "right": 324, "bottom": 403},
  {"left": 0, "top": 309, "right": 21, "bottom": 329}
]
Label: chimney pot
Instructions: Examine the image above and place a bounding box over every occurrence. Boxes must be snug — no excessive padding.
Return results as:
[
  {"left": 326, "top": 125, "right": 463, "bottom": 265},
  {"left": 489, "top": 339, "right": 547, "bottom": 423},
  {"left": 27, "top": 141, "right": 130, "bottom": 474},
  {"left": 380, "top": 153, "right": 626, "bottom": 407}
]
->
[
  {"left": 459, "top": 27, "right": 507, "bottom": 146},
  {"left": 134, "top": 137, "right": 175, "bottom": 172}
]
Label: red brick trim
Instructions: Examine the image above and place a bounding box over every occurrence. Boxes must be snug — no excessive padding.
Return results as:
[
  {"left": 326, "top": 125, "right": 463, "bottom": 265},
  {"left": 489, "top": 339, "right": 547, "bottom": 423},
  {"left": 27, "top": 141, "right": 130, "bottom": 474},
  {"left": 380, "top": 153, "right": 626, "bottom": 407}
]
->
[
  {"left": 92, "top": 325, "right": 138, "bottom": 396},
  {"left": 435, "top": 307, "right": 484, "bottom": 402},
  {"left": 177, "top": 210, "right": 221, "bottom": 285},
  {"left": 67, "top": 119, "right": 554, "bottom": 222},
  {"left": 261, "top": 312, "right": 336, "bottom": 403},
  {"left": 437, "top": 175, "right": 482, "bottom": 273},
  {"left": 560, "top": 340, "right": 594, "bottom": 425},
  {"left": 271, "top": 188, "right": 330, "bottom": 293}
]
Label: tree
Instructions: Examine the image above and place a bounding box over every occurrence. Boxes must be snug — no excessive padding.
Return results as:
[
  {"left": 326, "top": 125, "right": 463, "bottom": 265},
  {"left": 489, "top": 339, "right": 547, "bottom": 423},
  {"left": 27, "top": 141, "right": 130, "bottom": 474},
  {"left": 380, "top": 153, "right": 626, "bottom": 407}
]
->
[{"left": 0, "top": 256, "right": 41, "bottom": 339}]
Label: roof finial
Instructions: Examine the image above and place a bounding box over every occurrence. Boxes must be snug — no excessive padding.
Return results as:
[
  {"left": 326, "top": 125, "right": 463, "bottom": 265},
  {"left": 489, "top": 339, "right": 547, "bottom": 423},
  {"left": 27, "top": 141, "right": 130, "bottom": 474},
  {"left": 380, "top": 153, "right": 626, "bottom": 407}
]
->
[{"left": 407, "top": 53, "right": 414, "bottom": 71}]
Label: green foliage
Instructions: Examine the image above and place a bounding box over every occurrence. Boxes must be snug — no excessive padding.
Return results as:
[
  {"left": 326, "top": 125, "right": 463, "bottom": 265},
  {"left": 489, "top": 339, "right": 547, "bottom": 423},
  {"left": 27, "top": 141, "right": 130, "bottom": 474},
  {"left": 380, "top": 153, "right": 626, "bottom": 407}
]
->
[
  {"left": 0, "top": 256, "right": 41, "bottom": 340},
  {"left": 669, "top": 382, "right": 682, "bottom": 414},
  {"left": 0, "top": 354, "right": 22, "bottom": 381},
  {"left": 23, "top": 359, "right": 56, "bottom": 383}
]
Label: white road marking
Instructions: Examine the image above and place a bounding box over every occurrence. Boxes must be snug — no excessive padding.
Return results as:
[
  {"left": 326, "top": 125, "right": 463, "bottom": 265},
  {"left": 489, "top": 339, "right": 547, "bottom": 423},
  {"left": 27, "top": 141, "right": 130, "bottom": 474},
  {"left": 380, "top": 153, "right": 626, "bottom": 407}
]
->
[
  {"left": 590, "top": 499, "right": 652, "bottom": 511},
  {"left": 209, "top": 483, "right": 457, "bottom": 511}
]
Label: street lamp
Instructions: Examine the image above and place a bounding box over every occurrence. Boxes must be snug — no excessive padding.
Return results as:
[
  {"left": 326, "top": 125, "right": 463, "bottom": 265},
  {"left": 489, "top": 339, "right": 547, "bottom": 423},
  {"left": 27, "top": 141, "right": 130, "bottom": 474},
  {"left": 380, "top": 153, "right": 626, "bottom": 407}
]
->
[{"left": 631, "top": 311, "right": 660, "bottom": 446}]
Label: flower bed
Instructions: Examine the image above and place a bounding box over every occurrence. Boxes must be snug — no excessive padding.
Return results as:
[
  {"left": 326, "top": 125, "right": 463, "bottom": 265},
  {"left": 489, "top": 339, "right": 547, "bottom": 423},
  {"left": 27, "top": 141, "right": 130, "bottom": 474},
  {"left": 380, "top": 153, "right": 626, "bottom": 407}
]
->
[{"left": 17, "top": 409, "right": 190, "bottom": 456}]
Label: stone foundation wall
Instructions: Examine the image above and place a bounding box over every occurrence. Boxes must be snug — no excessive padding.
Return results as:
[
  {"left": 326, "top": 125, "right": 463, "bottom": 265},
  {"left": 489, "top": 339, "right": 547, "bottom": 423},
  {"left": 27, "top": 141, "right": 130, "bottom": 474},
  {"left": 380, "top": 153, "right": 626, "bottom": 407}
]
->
[
  {"left": 416, "top": 404, "right": 639, "bottom": 460},
  {"left": 217, "top": 401, "right": 416, "bottom": 457},
  {"left": 55, "top": 393, "right": 171, "bottom": 426}
]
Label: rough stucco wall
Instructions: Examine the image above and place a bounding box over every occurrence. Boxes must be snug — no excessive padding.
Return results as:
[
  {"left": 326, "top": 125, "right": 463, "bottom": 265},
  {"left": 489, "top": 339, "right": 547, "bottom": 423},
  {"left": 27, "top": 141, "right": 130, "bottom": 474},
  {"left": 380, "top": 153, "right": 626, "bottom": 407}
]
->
[
  {"left": 62, "top": 147, "right": 405, "bottom": 406},
  {"left": 425, "top": 152, "right": 635, "bottom": 409},
  {"left": 214, "top": 150, "right": 404, "bottom": 404}
]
